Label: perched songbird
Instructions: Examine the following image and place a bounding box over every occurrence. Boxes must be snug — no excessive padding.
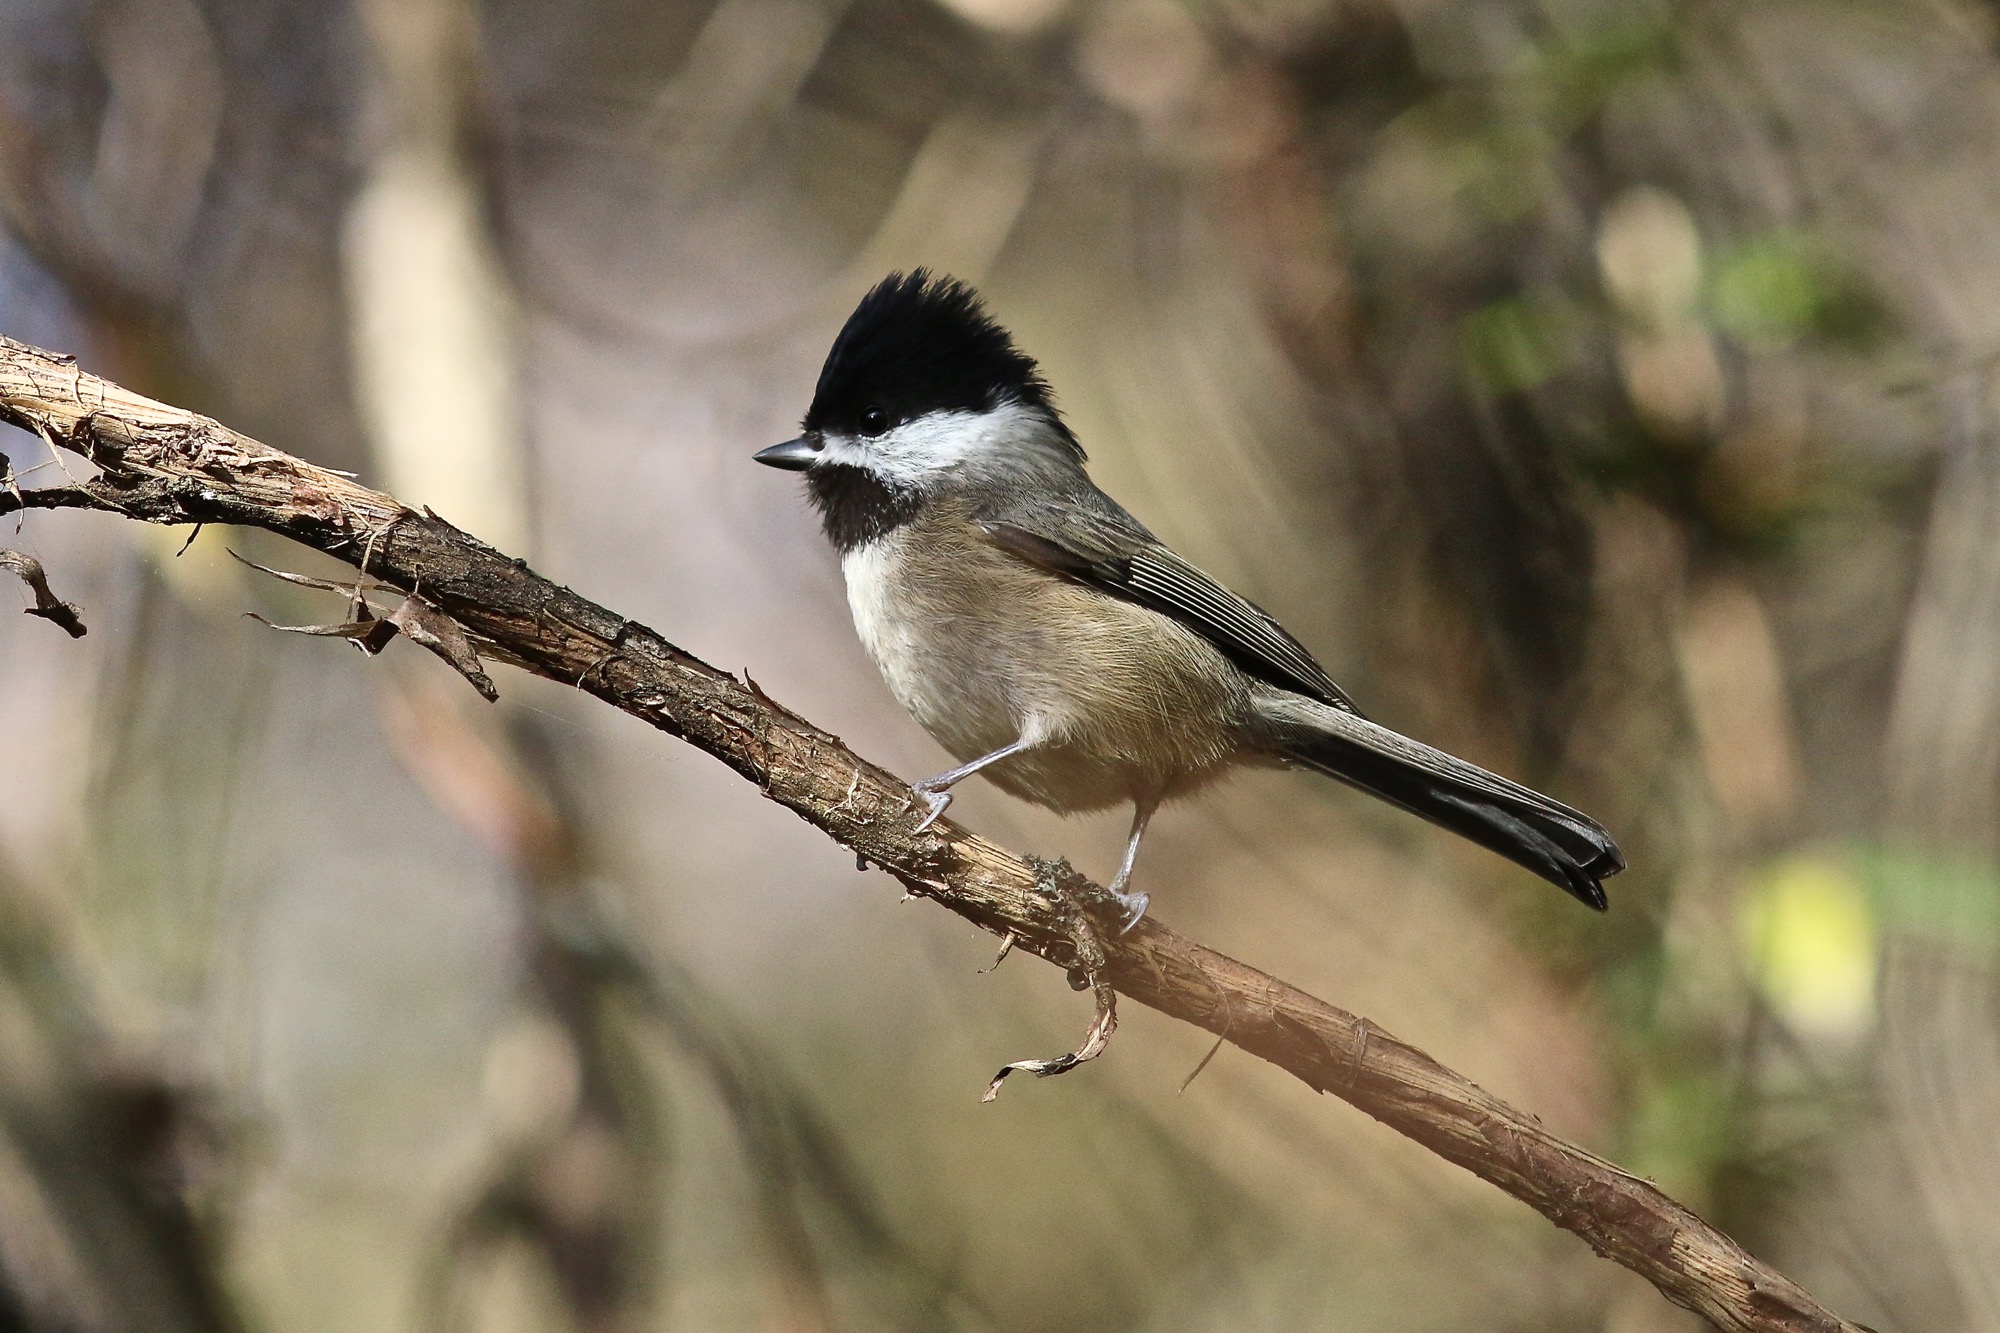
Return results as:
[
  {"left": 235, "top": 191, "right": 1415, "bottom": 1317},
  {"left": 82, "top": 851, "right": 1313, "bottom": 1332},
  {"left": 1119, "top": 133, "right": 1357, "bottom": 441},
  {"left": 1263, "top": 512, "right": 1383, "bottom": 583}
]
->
[{"left": 756, "top": 271, "right": 1622, "bottom": 927}]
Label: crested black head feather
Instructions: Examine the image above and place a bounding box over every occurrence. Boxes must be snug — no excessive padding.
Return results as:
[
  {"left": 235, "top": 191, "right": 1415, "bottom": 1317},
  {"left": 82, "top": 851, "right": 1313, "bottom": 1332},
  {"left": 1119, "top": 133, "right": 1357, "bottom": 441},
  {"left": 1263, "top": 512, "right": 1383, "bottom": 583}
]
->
[{"left": 803, "top": 270, "right": 1082, "bottom": 457}]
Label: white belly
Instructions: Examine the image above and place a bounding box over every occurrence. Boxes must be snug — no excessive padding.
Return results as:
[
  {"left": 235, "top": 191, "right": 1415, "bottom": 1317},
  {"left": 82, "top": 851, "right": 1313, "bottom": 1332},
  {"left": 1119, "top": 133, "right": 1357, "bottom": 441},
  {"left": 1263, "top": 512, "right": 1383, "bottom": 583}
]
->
[
  {"left": 838, "top": 522, "right": 1250, "bottom": 813},
  {"left": 842, "top": 534, "right": 1025, "bottom": 757}
]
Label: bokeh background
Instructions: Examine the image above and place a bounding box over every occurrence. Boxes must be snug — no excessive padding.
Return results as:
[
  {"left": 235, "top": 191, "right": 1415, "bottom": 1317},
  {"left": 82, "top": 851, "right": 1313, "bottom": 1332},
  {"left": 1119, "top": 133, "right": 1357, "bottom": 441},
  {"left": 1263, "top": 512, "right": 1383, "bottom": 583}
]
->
[{"left": 0, "top": 0, "right": 1994, "bottom": 1328}]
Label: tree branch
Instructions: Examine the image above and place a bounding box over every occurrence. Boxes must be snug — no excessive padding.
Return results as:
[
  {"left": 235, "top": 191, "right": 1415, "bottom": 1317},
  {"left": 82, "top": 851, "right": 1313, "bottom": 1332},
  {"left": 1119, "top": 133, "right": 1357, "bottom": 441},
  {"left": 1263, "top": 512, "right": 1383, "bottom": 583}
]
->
[{"left": 0, "top": 334, "right": 1864, "bottom": 1333}]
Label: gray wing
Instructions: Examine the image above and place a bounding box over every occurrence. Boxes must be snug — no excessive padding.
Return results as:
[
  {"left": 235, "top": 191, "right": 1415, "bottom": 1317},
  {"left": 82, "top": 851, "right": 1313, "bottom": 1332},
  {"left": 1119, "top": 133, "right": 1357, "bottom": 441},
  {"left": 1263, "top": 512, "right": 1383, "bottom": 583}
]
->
[{"left": 973, "top": 493, "right": 1361, "bottom": 714}]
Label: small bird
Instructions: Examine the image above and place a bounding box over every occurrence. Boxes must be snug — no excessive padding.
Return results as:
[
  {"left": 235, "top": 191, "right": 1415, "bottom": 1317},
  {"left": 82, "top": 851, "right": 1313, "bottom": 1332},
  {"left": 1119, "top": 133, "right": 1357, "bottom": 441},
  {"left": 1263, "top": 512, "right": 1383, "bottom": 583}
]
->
[{"left": 756, "top": 271, "right": 1622, "bottom": 928}]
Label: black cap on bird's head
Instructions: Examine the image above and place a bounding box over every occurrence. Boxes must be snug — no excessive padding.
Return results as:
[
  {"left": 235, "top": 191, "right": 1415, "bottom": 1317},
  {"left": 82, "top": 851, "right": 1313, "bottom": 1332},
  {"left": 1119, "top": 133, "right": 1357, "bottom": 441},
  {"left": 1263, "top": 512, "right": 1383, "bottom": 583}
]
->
[
  {"left": 754, "top": 271, "right": 1081, "bottom": 474},
  {"left": 807, "top": 270, "right": 1067, "bottom": 437}
]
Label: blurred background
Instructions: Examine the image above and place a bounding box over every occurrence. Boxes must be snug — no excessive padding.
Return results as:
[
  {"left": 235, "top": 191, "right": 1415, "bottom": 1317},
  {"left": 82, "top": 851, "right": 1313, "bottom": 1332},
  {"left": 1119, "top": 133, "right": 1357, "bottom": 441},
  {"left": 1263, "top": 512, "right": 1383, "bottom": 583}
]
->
[{"left": 0, "top": 0, "right": 1993, "bottom": 1328}]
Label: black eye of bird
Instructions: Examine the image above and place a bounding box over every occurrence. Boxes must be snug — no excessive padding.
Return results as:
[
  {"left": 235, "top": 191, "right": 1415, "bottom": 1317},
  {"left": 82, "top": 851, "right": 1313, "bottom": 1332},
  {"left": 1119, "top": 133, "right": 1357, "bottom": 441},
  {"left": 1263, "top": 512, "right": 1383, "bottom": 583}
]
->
[{"left": 859, "top": 406, "right": 890, "bottom": 436}]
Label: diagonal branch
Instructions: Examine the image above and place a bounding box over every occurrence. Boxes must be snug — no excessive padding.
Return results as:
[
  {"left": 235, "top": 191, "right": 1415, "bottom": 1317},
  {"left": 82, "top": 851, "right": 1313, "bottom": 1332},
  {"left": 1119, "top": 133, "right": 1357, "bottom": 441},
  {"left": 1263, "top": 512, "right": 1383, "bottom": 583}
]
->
[{"left": 0, "top": 334, "right": 1863, "bottom": 1333}]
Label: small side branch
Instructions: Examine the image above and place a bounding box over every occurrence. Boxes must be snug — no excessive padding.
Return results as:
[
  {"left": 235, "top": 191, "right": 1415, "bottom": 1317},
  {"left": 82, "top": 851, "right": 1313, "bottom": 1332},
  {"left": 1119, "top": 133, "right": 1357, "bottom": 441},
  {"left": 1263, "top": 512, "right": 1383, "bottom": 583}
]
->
[
  {"left": 0, "top": 335, "right": 1863, "bottom": 1333},
  {"left": 0, "top": 548, "right": 86, "bottom": 637}
]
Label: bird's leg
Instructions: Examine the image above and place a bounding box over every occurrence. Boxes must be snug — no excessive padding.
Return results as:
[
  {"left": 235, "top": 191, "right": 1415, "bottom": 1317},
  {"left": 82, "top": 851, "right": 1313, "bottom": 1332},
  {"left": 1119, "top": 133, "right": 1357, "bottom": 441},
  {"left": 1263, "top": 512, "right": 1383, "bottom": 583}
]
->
[
  {"left": 909, "top": 737, "right": 1036, "bottom": 833},
  {"left": 1104, "top": 799, "right": 1157, "bottom": 933}
]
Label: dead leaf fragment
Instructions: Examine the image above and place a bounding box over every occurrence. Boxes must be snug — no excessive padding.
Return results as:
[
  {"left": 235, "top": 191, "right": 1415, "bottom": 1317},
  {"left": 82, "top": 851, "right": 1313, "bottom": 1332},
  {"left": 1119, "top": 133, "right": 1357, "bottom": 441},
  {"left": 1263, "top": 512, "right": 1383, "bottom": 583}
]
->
[
  {"left": 232, "top": 552, "right": 496, "bottom": 700},
  {"left": 389, "top": 595, "right": 497, "bottom": 701},
  {"left": 246, "top": 609, "right": 398, "bottom": 654},
  {"left": 0, "top": 548, "right": 87, "bottom": 637},
  {"left": 981, "top": 979, "right": 1117, "bottom": 1102}
]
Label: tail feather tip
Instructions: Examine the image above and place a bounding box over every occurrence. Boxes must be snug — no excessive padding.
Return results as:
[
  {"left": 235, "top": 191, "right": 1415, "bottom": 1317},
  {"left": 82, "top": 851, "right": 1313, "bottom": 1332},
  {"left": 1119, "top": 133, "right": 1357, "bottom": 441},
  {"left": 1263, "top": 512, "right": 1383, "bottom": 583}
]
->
[{"left": 1564, "top": 842, "right": 1623, "bottom": 911}]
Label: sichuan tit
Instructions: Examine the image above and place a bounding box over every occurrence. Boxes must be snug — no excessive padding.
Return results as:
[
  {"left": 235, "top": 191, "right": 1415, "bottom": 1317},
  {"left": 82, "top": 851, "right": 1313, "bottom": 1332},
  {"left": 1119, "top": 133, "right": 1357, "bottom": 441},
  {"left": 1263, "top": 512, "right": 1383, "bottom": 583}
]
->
[{"left": 755, "top": 271, "right": 1623, "bottom": 929}]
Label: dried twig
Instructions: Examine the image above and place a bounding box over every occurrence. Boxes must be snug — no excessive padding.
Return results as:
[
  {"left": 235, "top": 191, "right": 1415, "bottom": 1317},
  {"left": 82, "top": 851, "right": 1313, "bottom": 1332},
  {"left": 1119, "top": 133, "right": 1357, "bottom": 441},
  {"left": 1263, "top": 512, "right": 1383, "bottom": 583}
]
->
[
  {"left": 982, "top": 858, "right": 1118, "bottom": 1101},
  {"left": 983, "top": 983, "right": 1116, "bottom": 1103},
  {"left": 0, "top": 546, "right": 86, "bottom": 637},
  {"left": 0, "top": 334, "right": 1866, "bottom": 1333}
]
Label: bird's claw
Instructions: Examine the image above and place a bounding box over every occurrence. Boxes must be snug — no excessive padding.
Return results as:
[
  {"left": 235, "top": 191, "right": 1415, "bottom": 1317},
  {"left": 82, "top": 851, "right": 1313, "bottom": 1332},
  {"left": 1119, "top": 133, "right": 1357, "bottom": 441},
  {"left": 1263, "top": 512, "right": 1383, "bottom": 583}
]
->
[
  {"left": 1103, "top": 861, "right": 1150, "bottom": 932},
  {"left": 911, "top": 787, "right": 953, "bottom": 833},
  {"left": 1111, "top": 890, "right": 1149, "bottom": 935}
]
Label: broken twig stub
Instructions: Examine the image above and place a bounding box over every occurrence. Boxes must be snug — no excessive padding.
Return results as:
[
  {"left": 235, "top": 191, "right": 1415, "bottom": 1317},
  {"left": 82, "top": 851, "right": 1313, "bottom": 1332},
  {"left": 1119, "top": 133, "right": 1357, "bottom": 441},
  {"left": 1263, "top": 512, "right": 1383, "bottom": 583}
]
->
[{"left": 0, "top": 548, "right": 85, "bottom": 637}]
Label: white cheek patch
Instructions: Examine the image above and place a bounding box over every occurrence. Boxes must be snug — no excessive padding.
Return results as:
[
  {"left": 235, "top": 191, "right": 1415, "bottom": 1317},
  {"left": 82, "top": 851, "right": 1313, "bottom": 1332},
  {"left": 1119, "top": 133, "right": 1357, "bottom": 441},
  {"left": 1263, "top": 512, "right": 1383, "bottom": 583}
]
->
[
  {"left": 816, "top": 435, "right": 870, "bottom": 469},
  {"left": 827, "top": 401, "right": 1043, "bottom": 486}
]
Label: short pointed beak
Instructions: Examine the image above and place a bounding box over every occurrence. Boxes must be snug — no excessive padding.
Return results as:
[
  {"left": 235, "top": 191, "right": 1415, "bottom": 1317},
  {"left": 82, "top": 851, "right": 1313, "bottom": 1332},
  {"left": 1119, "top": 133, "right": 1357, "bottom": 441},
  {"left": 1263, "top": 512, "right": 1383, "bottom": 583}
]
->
[{"left": 753, "top": 437, "right": 819, "bottom": 471}]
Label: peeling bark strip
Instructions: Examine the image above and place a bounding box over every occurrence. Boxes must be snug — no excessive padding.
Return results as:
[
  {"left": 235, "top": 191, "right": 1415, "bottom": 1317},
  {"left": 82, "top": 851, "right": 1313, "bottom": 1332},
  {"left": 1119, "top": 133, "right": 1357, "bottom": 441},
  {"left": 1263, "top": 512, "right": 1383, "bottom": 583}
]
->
[{"left": 0, "top": 335, "right": 1863, "bottom": 1333}]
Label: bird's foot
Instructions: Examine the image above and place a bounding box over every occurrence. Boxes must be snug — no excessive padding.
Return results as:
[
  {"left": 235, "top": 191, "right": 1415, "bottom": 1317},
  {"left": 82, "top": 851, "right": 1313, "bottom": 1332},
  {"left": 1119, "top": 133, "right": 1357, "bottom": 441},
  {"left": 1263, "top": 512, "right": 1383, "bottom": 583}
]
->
[
  {"left": 1101, "top": 869, "right": 1150, "bottom": 935},
  {"left": 909, "top": 785, "right": 953, "bottom": 833},
  {"left": 1109, "top": 890, "right": 1149, "bottom": 935}
]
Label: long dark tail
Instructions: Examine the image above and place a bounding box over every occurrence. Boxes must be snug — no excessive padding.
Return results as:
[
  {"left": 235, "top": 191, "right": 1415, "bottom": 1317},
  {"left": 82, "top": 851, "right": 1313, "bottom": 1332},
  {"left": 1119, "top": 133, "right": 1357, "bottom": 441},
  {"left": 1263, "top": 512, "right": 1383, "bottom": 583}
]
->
[{"left": 1256, "top": 695, "right": 1623, "bottom": 910}]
